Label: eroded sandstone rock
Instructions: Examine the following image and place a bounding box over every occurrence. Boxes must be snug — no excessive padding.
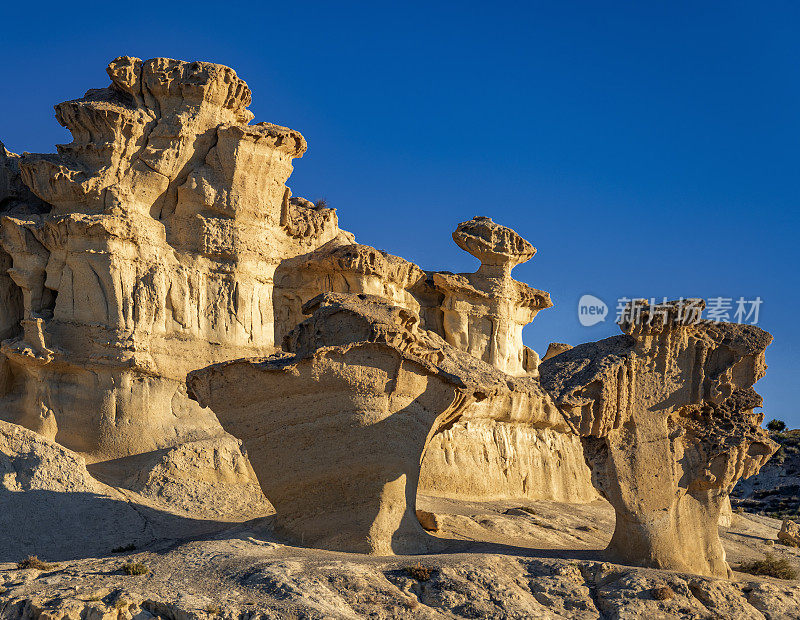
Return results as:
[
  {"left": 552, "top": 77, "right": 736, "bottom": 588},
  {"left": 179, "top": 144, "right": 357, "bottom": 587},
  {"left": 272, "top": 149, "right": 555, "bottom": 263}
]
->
[
  {"left": 0, "top": 57, "right": 347, "bottom": 462},
  {"left": 419, "top": 421, "right": 598, "bottom": 503},
  {"left": 188, "top": 292, "right": 558, "bottom": 554},
  {"left": 778, "top": 519, "right": 800, "bottom": 547},
  {"left": 434, "top": 216, "right": 551, "bottom": 377},
  {"left": 543, "top": 342, "right": 573, "bottom": 361},
  {"left": 272, "top": 219, "right": 589, "bottom": 504},
  {"left": 539, "top": 299, "right": 777, "bottom": 577}
]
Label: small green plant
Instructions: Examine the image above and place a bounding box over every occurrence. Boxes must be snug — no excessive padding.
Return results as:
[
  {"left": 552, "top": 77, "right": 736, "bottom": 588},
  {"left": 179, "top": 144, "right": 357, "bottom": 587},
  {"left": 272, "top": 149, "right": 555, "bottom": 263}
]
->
[
  {"left": 767, "top": 419, "right": 787, "bottom": 433},
  {"left": 121, "top": 562, "right": 149, "bottom": 576},
  {"left": 112, "top": 543, "right": 136, "bottom": 553},
  {"left": 738, "top": 553, "right": 798, "bottom": 580},
  {"left": 405, "top": 562, "right": 433, "bottom": 581},
  {"left": 17, "top": 556, "right": 54, "bottom": 570}
]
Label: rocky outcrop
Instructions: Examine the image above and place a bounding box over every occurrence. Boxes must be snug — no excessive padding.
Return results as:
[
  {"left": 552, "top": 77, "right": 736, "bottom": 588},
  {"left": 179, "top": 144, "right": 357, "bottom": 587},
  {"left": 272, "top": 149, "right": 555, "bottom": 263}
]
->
[
  {"left": 434, "top": 216, "right": 551, "bottom": 377},
  {"left": 0, "top": 56, "right": 594, "bottom": 518},
  {"left": 0, "top": 419, "right": 159, "bottom": 561},
  {"left": 778, "top": 519, "right": 800, "bottom": 547},
  {"left": 273, "top": 219, "right": 591, "bottom": 504},
  {"left": 273, "top": 216, "right": 552, "bottom": 376},
  {"left": 543, "top": 342, "right": 573, "bottom": 361},
  {"left": 86, "top": 436, "right": 271, "bottom": 521},
  {"left": 540, "top": 299, "right": 777, "bottom": 577},
  {"left": 0, "top": 57, "right": 347, "bottom": 462},
  {"left": 188, "top": 293, "right": 561, "bottom": 554}
]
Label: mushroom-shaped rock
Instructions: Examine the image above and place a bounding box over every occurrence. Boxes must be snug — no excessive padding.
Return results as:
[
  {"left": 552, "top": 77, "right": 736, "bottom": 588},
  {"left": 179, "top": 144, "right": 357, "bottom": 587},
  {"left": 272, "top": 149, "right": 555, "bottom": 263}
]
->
[
  {"left": 434, "top": 217, "right": 551, "bottom": 376},
  {"left": 539, "top": 299, "right": 777, "bottom": 578},
  {"left": 187, "top": 292, "right": 521, "bottom": 554},
  {"left": 452, "top": 216, "right": 536, "bottom": 277}
]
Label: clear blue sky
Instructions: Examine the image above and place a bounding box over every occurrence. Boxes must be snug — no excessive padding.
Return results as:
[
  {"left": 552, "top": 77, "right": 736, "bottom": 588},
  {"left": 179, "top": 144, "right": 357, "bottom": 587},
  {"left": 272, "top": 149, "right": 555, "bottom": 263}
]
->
[{"left": 2, "top": 2, "right": 798, "bottom": 426}]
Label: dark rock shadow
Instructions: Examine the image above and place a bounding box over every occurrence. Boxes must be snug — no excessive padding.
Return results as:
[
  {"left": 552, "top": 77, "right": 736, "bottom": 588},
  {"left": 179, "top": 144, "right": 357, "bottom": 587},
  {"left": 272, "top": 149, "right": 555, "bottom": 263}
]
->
[{"left": 0, "top": 487, "right": 272, "bottom": 563}]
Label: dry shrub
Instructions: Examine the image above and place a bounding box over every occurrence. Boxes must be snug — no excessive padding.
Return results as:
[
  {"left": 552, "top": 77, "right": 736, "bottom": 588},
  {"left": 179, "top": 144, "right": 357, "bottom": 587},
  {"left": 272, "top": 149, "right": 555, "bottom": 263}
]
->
[
  {"left": 17, "top": 556, "right": 53, "bottom": 570},
  {"left": 405, "top": 562, "right": 433, "bottom": 581},
  {"left": 121, "top": 562, "right": 149, "bottom": 576},
  {"left": 738, "top": 553, "right": 798, "bottom": 580}
]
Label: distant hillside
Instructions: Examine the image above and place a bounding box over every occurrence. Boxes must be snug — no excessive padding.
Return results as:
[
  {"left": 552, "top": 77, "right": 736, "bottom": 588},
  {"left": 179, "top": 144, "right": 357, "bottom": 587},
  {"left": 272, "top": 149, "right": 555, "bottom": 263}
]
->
[{"left": 732, "top": 429, "right": 800, "bottom": 519}]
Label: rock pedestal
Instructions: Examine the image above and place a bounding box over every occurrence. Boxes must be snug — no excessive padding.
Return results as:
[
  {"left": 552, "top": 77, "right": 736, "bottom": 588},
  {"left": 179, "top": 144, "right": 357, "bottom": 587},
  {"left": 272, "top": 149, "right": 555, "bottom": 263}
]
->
[
  {"left": 188, "top": 293, "right": 551, "bottom": 553},
  {"left": 540, "top": 299, "right": 777, "bottom": 577}
]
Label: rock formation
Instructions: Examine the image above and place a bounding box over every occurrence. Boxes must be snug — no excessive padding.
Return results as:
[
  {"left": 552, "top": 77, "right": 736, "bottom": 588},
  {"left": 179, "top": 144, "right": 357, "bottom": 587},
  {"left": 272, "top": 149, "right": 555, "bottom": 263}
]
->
[
  {"left": 0, "top": 56, "right": 782, "bottom": 584},
  {"left": 272, "top": 218, "right": 594, "bottom": 504},
  {"left": 188, "top": 292, "right": 562, "bottom": 553},
  {"left": 779, "top": 519, "right": 800, "bottom": 547},
  {"left": 539, "top": 299, "right": 777, "bottom": 577},
  {"left": 0, "top": 57, "right": 348, "bottom": 462},
  {"left": 0, "top": 57, "right": 591, "bottom": 510},
  {"left": 435, "top": 216, "right": 550, "bottom": 377}
]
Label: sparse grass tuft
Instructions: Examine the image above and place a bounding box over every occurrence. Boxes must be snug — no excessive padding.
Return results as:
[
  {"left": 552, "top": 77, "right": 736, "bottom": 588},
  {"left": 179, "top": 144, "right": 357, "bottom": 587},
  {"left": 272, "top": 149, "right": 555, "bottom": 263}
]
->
[
  {"left": 738, "top": 553, "right": 798, "bottom": 580},
  {"left": 314, "top": 198, "right": 328, "bottom": 210},
  {"left": 204, "top": 603, "right": 221, "bottom": 615},
  {"left": 121, "top": 562, "right": 149, "bottom": 576},
  {"left": 405, "top": 562, "right": 433, "bottom": 581},
  {"left": 17, "top": 556, "right": 54, "bottom": 570}
]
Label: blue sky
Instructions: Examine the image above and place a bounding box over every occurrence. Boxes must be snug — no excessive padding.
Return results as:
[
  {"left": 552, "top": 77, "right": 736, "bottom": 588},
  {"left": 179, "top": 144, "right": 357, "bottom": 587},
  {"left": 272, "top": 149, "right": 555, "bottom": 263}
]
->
[{"left": 2, "top": 2, "right": 798, "bottom": 426}]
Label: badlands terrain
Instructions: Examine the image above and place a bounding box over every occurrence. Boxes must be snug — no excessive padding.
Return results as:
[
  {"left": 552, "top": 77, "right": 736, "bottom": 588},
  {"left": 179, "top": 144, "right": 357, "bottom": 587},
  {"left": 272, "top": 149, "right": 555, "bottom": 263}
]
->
[{"left": 0, "top": 56, "right": 795, "bottom": 619}]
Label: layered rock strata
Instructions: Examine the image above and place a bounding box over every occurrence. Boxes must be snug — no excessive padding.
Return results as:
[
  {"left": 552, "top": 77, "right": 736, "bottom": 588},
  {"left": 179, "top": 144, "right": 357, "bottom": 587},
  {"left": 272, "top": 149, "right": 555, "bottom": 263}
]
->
[
  {"left": 539, "top": 299, "right": 777, "bottom": 577},
  {"left": 188, "top": 293, "right": 563, "bottom": 554},
  {"left": 0, "top": 55, "right": 595, "bottom": 504},
  {"left": 0, "top": 57, "right": 346, "bottom": 461},
  {"left": 273, "top": 219, "right": 594, "bottom": 503}
]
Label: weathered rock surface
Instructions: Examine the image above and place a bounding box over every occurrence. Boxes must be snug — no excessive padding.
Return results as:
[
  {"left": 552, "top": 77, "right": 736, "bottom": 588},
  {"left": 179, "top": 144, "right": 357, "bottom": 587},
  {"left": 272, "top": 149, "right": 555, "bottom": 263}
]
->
[
  {"left": 543, "top": 342, "right": 573, "bottom": 361},
  {"left": 540, "top": 299, "right": 777, "bottom": 577},
  {"left": 779, "top": 519, "right": 800, "bottom": 547},
  {"left": 420, "top": 421, "right": 598, "bottom": 503},
  {"left": 0, "top": 417, "right": 276, "bottom": 563},
  {"left": 0, "top": 420, "right": 147, "bottom": 561},
  {"left": 0, "top": 57, "right": 347, "bottom": 463},
  {"left": 436, "top": 216, "right": 551, "bottom": 377},
  {"left": 272, "top": 218, "right": 591, "bottom": 504},
  {"left": 188, "top": 292, "right": 562, "bottom": 554},
  {"left": 0, "top": 407, "right": 793, "bottom": 618},
  {"left": 273, "top": 216, "right": 552, "bottom": 378},
  {"left": 87, "top": 436, "right": 271, "bottom": 521},
  {"left": 0, "top": 57, "right": 594, "bottom": 512},
  {"left": 2, "top": 498, "right": 798, "bottom": 619}
]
